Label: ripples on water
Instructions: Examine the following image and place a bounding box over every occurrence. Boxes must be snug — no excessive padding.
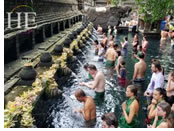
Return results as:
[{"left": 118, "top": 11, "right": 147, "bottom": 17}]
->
[{"left": 34, "top": 29, "right": 174, "bottom": 128}]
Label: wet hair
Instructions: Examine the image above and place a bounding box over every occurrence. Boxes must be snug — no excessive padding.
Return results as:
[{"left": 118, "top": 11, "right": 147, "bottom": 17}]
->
[
  {"left": 127, "top": 85, "right": 138, "bottom": 97},
  {"left": 116, "top": 50, "right": 121, "bottom": 56},
  {"left": 88, "top": 64, "right": 97, "bottom": 71},
  {"left": 155, "top": 88, "right": 167, "bottom": 100},
  {"left": 110, "top": 35, "right": 115, "bottom": 39},
  {"left": 164, "top": 29, "right": 169, "bottom": 32},
  {"left": 152, "top": 60, "right": 162, "bottom": 71},
  {"left": 171, "top": 70, "right": 174, "bottom": 77},
  {"left": 75, "top": 89, "right": 86, "bottom": 97},
  {"left": 100, "top": 42, "right": 105, "bottom": 48},
  {"left": 125, "top": 37, "right": 128, "bottom": 41},
  {"left": 158, "top": 101, "right": 171, "bottom": 118},
  {"left": 101, "top": 112, "right": 118, "bottom": 128},
  {"left": 94, "top": 40, "right": 99, "bottom": 45},
  {"left": 121, "top": 60, "right": 126, "bottom": 66},
  {"left": 138, "top": 52, "right": 144, "bottom": 59},
  {"left": 164, "top": 111, "right": 174, "bottom": 128},
  {"left": 143, "top": 35, "right": 147, "bottom": 39},
  {"left": 151, "top": 59, "right": 158, "bottom": 63},
  {"left": 110, "top": 26, "right": 114, "bottom": 35},
  {"left": 84, "top": 63, "right": 89, "bottom": 70},
  {"left": 138, "top": 45, "right": 142, "bottom": 50},
  {"left": 114, "top": 44, "right": 119, "bottom": 48}
]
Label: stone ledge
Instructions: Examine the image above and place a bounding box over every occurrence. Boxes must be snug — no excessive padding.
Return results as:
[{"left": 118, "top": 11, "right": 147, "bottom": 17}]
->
[{"left": 4, "top": 22, "right": 83, "bottom": 94}]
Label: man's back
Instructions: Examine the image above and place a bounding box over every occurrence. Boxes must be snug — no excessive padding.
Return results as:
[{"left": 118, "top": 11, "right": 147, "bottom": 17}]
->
[
  {"left": 84, "top": 96, "right": 96, "bottom": 121},
  {"left": 106, "top": 48, "right": 116, "bottom": 61},
  {"left": 95, "top": 71, "right": 105, "bottom": 92},
  {"left": 135, "top": 60, "right": 147, "bottom": 78}
]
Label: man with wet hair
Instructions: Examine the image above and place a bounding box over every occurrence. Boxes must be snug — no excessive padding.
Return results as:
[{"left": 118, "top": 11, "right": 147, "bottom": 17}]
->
[
  {"left": 74, "top": 89, "right": 96, "bottom": 127},
  {"left": 101, "top": 112, "right": 118, "bottom": 128},
  {"left": 133, "top": 52, "right": 147, "bottom": 83},
  {"left": 80, "top": 64, "right": 105, "bottom": 102},
  {"left": 84, "top": 63, "right": 93, "bottom": 80}
]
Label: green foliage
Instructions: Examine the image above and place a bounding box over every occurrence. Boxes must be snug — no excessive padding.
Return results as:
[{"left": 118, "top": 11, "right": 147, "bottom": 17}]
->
[
  {"left": 135, "top": 0, "right": 174, "bottom": 22},
  {"left": 111, "top": 0, "right": 119, "bottom": 6}
]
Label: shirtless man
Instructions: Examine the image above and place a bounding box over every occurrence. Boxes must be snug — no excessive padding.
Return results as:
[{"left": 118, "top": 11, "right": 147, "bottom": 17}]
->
[
  {"left": 80, "top": 64, "right": 105, "bottom": 101},
  {"left": 160, "top": 29, "right": 169, "bottom": 47},
  {"left": 74, "top": 89, "right": 96, "bottom": 127},
  {"left": 105, "top": 41, "right": 116, "bottom": 68},
  {"left": 97, "top": 25, "right": 103, "bottom": 35},
  {"left": 133, "top": 53, "right": 147, "bottom": 83},
  {"left": 108, "top": 35, "right": 114, "bottom": 46},
  {"left": 115, "top": 50, "right": 124, "bottom": 75},
  {"left": 102, "top": 33, "right": 108, "bottom": 50},
  {"left": 142, "top": 35, "right": 148, "bottom": 53}
]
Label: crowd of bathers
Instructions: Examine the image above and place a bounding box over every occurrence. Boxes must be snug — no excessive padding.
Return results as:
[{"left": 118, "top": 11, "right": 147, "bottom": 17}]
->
[{"left": 73, "top": 22, "right": 174, "bottom": 128}]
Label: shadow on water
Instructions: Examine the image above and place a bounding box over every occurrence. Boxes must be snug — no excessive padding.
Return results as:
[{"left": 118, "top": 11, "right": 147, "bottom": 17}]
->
[{"left": 33, "top": 29, "right": 174, "bottom": 128}]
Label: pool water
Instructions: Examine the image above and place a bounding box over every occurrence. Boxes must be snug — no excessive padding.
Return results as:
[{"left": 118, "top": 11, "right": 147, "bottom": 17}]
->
[{"left": 32, "top": 29, "right": 174, "bottom": 128}]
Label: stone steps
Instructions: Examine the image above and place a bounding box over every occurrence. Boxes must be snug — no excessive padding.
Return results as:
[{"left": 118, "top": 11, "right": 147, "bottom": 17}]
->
[
  {"left": 4, "top": 12, "right": 83, "bottom": 64},
  {"left": 4, "top": 22, "right": 82, "bottom": 86}
]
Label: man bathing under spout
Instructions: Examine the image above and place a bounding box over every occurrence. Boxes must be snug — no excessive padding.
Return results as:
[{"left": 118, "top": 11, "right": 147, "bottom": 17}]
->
[
  {"left": 79, "top": 64, "right": 105, "bottom": 102},
  {"left": 74, "top": 89, "right": 96, "bottom": 128}
]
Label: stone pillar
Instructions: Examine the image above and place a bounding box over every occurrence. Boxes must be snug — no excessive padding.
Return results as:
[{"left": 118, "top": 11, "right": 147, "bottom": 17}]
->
[
  {"left": 15, "top": 35, "right": 20, "bottom": 58},
  {"left": 77, "top": 16, "right": 79, "bottom": 22},
  {"left": 42, "top": 26, "right": 46, "bottom": 41},
  {"left": 68, "top": 19, "right": 71, "bottom": 28},
  {"left": 31, "top": 30, "right": 35, "bottom": 48},
  {"left": 63, "top": 21, "right": 65, "bottom": 30},
  {"left": 50, "top": 23, "right": 54, "bottom": 36},
  {"left": 57, "top": 22, "right": 60, "bottom": 33}
]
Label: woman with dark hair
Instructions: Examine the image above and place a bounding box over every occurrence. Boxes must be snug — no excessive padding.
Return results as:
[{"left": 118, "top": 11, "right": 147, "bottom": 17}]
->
[
  {"left": 119, "top": 85, "right": 139, "bottom": 128},
  {"left": 149, "top": 101, "right": 173, "bottom": 128},
  {"left": 101, "top": 112, "right": 118, "bottom": 128},
  {"left": 147, "top": 88, "right": 166, "bottom": 124}
]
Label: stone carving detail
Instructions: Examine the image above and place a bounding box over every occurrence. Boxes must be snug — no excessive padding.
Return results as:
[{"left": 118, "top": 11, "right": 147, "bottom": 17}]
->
[{"left": 87, "top": 6, "right": 132, "bottom": 30}]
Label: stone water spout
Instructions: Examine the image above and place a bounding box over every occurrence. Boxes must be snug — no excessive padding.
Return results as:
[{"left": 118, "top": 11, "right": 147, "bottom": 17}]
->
[{"left": 39, "top": 52, "right": 53, "bottom": 67}]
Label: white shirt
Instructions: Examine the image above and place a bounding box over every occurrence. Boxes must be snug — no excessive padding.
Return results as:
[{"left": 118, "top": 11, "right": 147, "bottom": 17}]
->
[{"left": 146, "top": 72, "right": 164, "bottom": 94}]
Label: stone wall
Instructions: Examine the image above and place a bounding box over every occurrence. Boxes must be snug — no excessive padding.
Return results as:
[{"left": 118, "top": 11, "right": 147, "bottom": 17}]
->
[
  {"left": 87, "top": 6, "right": 132, "bottom": 31},
  {"left": 4, "top": 0, "right": 78, "bottom": 17}
]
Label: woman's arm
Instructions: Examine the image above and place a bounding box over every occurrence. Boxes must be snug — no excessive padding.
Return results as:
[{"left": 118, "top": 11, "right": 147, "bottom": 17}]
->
[
  {"left": 123, "top": 104, "right": 136, "bottom": 124},
  {"left": 148, "top": 104, "right": 156, "bottom": 119}
]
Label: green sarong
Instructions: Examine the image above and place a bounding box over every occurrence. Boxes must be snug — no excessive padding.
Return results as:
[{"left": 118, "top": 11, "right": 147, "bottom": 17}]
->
[
  {"left": 105, "top": 59, "right": 114, "bottom": 68},
  {"left": 151, "top": 116, "right": 163, "bottom": 127},
  {"left": 114, "top": 58, "right": 118, "bottom": 66},
  {"left": 88, "top": 73, "right": 93, "bottom": 80},
  {"left": 94, "top": 91, "right": 105, "bottom": 102},
  {"left": 119, "top": 97, "right": 139, "bottom": 128}
]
